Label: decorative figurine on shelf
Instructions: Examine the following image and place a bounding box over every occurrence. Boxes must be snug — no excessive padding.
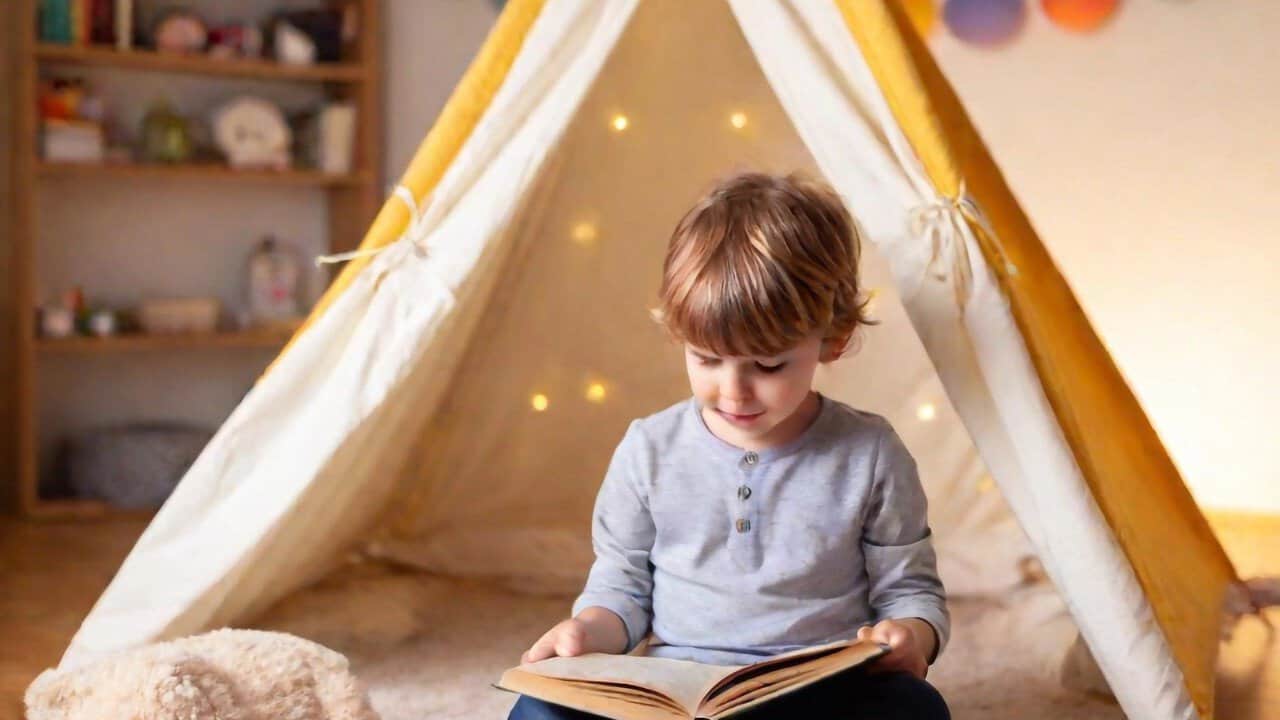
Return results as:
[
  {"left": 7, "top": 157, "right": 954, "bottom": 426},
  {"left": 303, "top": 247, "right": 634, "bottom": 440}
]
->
[
  {"left": 152, "top": 9, "right": 208, "bottom": 54},
  {"left": 273, "top": 21, "right": 316, "bottom": 66},
  {"left": 39, "top": 306, "right": 76, "bottom": 339},
  {"left": 39, "top": 285, "right": 86, "bottom": 338},
  {"left": 38, "top": 77, "right": 87, "bottom": 120},
  {"left": 245, "top": 236, "right": 302, "bottom": 329},
  {"left": 268, "top": 8, "right": 353, "bottom": 64},
  {"left": 139, "top": 98, "right": 193, "bottom": 164},
  {"left": 213, "top": 96, "right": 291, "bottom": 170},
  {"left": 88, "top": 309, "right": 119, "bottom": 337},
  {"left": 207, "top": 23, "right": 264, "bottom": 60}
]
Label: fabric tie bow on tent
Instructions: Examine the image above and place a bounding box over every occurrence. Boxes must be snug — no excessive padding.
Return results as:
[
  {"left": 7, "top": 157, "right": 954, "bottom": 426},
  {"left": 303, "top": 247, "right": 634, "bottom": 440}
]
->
[
  {"left": 317, "top": 186, "right": 435, "bottom": 267},
  {"left": 908, "top": 186, "right": 1017, "bottom": 313}
]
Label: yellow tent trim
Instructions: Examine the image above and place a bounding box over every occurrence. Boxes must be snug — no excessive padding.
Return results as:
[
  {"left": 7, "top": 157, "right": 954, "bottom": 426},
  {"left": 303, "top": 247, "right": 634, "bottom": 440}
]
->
[
  {"left": 837, "top": 2, "right": 1238, "bottom": 717},
  {"left": 266, "top": 0, "right": 549, "bottom": 377}
]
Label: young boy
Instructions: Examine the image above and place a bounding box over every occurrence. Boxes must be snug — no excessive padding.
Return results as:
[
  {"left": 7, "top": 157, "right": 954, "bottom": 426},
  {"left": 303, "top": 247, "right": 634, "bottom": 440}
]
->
[{"left": 510, "top": 172, "right": 950, "bottom": 720}]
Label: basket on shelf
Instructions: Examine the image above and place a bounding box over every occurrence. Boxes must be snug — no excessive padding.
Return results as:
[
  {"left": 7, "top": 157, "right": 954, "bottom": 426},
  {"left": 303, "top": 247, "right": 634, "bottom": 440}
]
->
[{"left": 59, "top": 423, "right": 214, "bottom": 509}]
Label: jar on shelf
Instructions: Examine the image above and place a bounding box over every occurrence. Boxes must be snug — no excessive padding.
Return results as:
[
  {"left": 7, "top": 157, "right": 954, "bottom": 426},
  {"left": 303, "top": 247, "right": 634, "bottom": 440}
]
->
[
  {"left": 139, "top": 98, "right": 193, "bottom": 164},
  {"left": 245, "top": 236, "right": 301, "bottom": 330}
]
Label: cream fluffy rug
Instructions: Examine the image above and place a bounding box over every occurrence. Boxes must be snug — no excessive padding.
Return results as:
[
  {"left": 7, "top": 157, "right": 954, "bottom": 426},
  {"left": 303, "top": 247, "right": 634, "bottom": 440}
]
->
[{"left": 254, "top": 565, "right": 1122, "bottom": 720}]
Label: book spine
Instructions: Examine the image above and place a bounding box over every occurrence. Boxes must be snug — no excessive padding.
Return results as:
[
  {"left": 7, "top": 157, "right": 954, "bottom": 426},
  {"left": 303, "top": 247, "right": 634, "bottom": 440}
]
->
[
  {"left": 40, "top": 0, "right": 73, "bottom": 44},
  {"left": 115, "top": 0, "right": 132, "bottom": 51},
  {"left": 90, "top": 0, "right": 114, "bottom": 45},
  {"left": 69, "top": 0, "right": 84, "bottom": 45},
  {"left": 82, "top": 0, "right": 93, "bottom": 45},
  {"left": 38, "top": 0, "right": 56, "bottom": 43}
]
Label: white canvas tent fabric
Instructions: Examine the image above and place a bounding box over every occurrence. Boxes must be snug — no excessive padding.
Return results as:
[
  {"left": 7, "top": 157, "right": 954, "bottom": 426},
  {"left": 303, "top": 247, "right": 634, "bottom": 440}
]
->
[{"left": 62, "top": 2, "right": 1238, "bottom": 719}]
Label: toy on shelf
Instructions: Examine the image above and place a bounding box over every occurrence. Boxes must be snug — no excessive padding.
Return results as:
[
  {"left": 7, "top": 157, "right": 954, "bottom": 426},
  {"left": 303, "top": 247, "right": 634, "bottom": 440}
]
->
[
  {"left": 267, "top": 8, "right": 356, "bottom": 65},
  {"left": 38, "top": 77, "right": 110, "bottom": 163},
  {"left": 37, "top": 286, "right": 82, "bottom": 339},
  {"left": 39, "top": 306, "right": 76, "bottom": 339},
  {"left": 87, "top": 309, "right": 119, "bottom": 337},
  {"left": 38, "top": 1, "right": 364, "bottom": 67},
  {"left": 152, "top": 9, "right": 208, "bottom": 54},
  {"left": 244, "top": 236, "right": 302, "bottom": 330},
  {"left": 207, "top": 23, "right": 264, "bottom": 60},
  {"left": 273, "top": 21, "right": 316, "bottom": 66},
  {"left": 213, "top": 96, "right": 291, "bottom": 170},
  {"left": 38, "top": 286, "right": 122, "bottom": 338}
]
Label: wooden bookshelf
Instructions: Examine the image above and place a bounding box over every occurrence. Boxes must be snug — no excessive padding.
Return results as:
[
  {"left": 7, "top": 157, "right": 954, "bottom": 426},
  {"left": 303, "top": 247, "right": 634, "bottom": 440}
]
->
[
  {"left": 35, "top": 42, "right": 367, "bottom": 83},
  {"left": 37, "top": 160, "right": 370, "bottom": 187},
  {"left": 10, "top": 0, "right": 383, "bottom": 517}
]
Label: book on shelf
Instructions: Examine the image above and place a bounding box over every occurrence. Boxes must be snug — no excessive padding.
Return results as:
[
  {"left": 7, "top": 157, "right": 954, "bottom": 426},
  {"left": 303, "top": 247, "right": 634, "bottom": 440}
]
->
[
  {"left": 89, "top": 0, "right": 115, "bottom": 45},
  {"left": 39, "top": 0, "right": 73, "bottom": 44},
  {"left": 115, "top": 0, "right": 133, "bottom": 50},
  {"left": 496, "top": 638, "right": 888, "bottom": 720},
  {"left": 42, "top": 118, "right": 104, "bottom": 163},
  {"left": 38, "top": 0, "right": 133, "bottom": 48}
]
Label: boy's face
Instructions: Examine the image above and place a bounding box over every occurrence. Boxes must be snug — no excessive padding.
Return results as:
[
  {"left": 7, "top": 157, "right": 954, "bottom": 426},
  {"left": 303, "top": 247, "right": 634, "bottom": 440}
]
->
[{"left": 685, "top": 332, "right": 834, "bottom": 450}]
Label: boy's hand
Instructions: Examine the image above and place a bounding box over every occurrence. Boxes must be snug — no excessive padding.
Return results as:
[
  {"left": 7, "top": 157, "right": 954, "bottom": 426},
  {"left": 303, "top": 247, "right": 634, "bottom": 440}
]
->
[
  {"left": 522, "top": 618, "right": 593, "bottom": 664},
  {"left": 521, "top": 608, "right": 628, "bottom": 664},
  {"left": 857, "top": 619, "right": 930, "bottom": 680}
]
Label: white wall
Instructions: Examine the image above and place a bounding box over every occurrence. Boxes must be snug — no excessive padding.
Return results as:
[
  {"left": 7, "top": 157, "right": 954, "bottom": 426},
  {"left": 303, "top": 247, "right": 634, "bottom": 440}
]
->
[
  {"left": 382, "top": 0, "right": 1279, "bottom": 513},
  {"left": 383, "top": 0, "right": 500, "bottom": 194},
  {"left": 927, "top": 0, "right": 1280, "bottom": 512}
]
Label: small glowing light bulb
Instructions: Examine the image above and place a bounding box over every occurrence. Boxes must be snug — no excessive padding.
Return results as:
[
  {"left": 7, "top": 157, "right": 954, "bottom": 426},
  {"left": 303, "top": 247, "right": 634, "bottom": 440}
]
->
[
  {"left": 976, "top": 475, "right": 996, "bottom": 494},
  {"left": 730, "top": 112, "right": 748, "bottom": 129},
  {"left": 916, "top": 403, "right": 937, "bottom": 421},
  {"left": 571, "top": 222, "right": 598, "bottom": 245},
  {"left": 531, "top": 393, "right": 549, "bottom": 412},
  {"left": 586, "top": 383, "right": 607, "bottom": 403},
  {"left": 611, "top": 114, "right": 629, "bottom": 132}
]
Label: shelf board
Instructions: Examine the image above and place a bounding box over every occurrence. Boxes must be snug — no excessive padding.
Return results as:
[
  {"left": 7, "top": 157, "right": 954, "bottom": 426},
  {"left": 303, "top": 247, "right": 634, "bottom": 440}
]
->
[
  {"left": 37, "top": 160, "right": 370, "bottom": 187},
  {"left": 35, "top": 43, "right": 366, "bottom": 83},
  {"left": 37, "top": 329, "right": 296, "bottom": 354},
  {"left": 26, "top": 497, "right": 157, "bottom": 520}
]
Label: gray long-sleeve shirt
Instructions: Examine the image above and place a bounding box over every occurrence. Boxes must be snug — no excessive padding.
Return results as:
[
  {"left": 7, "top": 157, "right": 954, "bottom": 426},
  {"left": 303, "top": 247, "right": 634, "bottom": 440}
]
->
[{"left": 572, "top": 394, "right": 949, "bottom": 666}]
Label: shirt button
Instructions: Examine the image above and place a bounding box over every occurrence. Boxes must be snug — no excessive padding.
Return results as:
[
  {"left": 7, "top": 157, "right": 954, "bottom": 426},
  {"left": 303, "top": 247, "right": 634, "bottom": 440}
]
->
[
  {"left": 736, "top": 518, "right": 751, "bottom": 533},
  {"left": 737, "top": 485, "right": 752, "bottom": 501},
  {"left": 743, "top": 452, "right": 758, "bottom": 466}
]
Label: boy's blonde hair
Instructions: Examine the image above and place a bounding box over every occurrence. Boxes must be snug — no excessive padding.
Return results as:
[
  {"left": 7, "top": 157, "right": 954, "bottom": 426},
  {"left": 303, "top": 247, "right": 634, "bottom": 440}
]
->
[{"left": 654, "top": 172, "right": 874, "bottom": 358}]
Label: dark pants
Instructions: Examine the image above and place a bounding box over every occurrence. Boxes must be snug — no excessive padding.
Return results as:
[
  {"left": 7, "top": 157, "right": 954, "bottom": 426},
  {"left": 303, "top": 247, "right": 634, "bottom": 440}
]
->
[{"left": 507, "top": 670, "right": 950, "bottom": 720}]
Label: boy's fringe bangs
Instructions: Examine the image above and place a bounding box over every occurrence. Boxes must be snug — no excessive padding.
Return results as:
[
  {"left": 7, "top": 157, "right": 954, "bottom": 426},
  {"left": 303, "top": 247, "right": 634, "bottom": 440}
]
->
[
  {"left": 655, "top": 259, "right": 819, "bottom": 359},
  {"left": 653, "top": 171, "right": 874, "bottom": 359}
]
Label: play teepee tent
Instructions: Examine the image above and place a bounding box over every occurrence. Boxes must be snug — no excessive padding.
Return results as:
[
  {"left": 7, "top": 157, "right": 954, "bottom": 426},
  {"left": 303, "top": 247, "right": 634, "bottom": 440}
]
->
[{"left": 61, "top": 1, "right": 1252, "bottom": 718}]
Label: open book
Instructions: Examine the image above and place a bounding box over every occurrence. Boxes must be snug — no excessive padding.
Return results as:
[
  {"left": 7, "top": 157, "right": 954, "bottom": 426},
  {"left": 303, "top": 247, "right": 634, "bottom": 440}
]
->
[{"left": 496, "top": 638, "right": 888, "bottom": 719}]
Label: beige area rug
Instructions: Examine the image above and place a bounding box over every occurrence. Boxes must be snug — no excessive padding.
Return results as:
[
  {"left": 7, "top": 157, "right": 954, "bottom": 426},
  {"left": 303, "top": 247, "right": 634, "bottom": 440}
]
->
[{"left": 254, "top": 566, "right": 1123, "bottom": 720}]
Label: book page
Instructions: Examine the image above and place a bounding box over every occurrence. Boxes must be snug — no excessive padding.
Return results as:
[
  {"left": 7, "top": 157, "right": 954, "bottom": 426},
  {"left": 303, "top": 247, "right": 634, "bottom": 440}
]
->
[
  {"left": 507, "top": 653, "right": 742, "bottom": 713},
  {"left": 699, "top": 638, "right": 874, "bottom": 701},
  {"left": 498, "top": 671, "right": 687, "bottom": 720},
  {"left": 704, "top": 643, "right": 887, "bottom": 718},
  {"left": 496, "top": 639, "right": 887, "bottom": 719}
]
